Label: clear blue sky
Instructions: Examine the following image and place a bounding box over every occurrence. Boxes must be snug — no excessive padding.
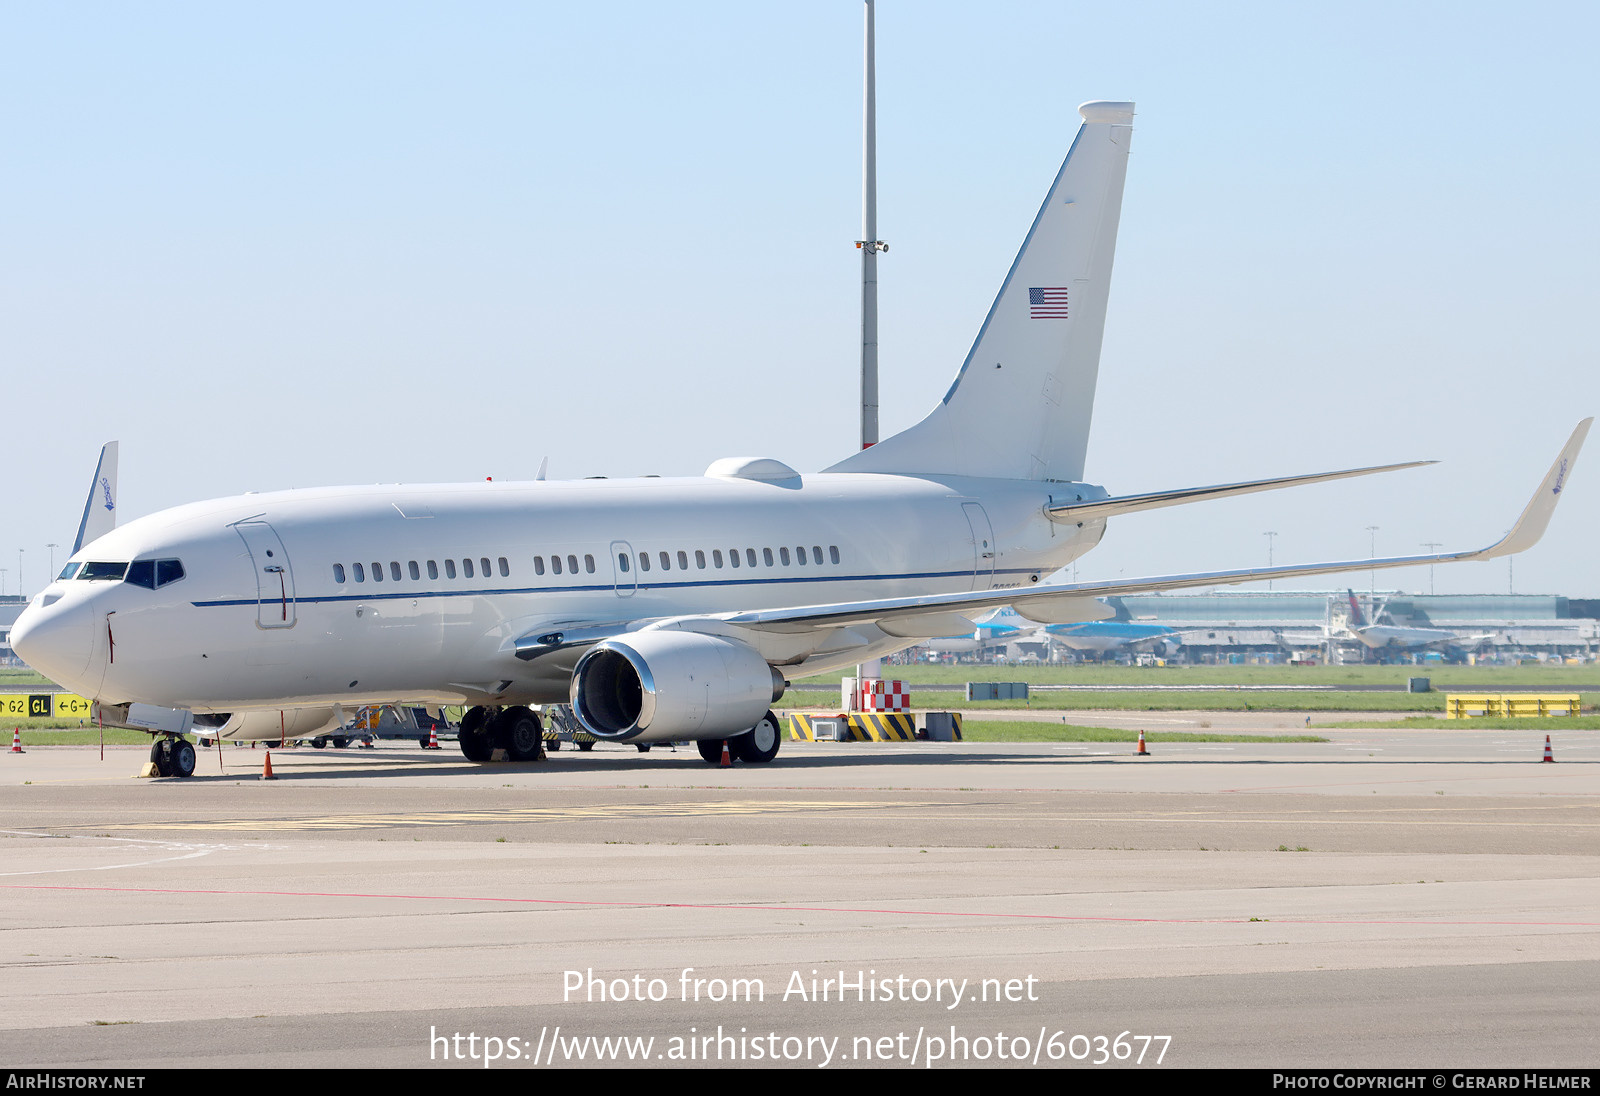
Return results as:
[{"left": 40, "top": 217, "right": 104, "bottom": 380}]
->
[{"left": 4, "top": 2, "right": 1597, "bottom": 597}]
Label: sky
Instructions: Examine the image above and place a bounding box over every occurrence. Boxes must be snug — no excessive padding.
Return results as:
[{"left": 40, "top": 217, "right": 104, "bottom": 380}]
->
[{"left": 4, "top": 1, "right": 1597, "bottom": 599}]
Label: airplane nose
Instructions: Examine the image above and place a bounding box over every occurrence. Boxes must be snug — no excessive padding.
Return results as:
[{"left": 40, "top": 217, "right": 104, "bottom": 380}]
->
[{"left": 10, "top": 596, "right": 94, "bottom": 686}]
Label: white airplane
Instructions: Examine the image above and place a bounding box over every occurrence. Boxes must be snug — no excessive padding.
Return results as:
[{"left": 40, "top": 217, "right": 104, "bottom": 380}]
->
[
  {"left": 1336, "top": 590, "right": 1491, "bottom": 655},
  {"left": 11, "top": 101, "right": 1590, "bottom": 778}
]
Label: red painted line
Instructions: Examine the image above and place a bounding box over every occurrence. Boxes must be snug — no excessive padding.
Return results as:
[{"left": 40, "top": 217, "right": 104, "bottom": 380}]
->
[{"left": 3, "top": 883, "right": 1596, "bottom": 927}]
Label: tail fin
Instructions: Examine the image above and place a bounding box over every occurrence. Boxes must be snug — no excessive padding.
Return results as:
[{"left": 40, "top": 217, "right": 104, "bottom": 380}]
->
[
  {"left": 1347, "top": 590, "right": 1366, "bottom": 628},
  {"left": 828, "top": 101, "right": 1134, "bottom": 482},
  {"left": 72, "top": 441, "right": 119, "bottom": 554}
]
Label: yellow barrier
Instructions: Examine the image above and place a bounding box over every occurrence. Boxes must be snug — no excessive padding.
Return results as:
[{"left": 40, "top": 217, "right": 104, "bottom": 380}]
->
[
  {"left": 1445, "top": 694, "right": 1580, "bottom": 718},
  {"left": 789, "top": 712, "right": 918, "bottom": 741}
]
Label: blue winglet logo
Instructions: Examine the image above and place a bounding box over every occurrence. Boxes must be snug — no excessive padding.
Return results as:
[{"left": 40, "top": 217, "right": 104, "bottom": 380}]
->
[
  {"left": 1553, "top": 458, "right": 1568, "bottom": 496},
  {"left": 100, "top": 476, "right": 114, "bottom": 511}
]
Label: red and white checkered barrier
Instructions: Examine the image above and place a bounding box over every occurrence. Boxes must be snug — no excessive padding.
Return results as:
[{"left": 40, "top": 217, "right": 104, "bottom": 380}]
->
[{"left": 858, "top": 679, "right": 910, "bottom": 712}]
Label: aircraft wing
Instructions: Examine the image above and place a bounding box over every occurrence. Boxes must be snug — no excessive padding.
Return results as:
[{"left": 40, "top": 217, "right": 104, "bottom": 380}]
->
[
  {"left": 512, "top": 420, "right": 1588, "bottom": 664},
  {"left": 704, "top": 418, "right": 1591, "bottom": 639}
]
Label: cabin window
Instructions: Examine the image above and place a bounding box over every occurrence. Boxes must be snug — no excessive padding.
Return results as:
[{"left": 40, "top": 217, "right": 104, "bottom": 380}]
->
[
  {"left": 746, "top": 548, "right": 758, "bottom": 568},
  {"left": 354, "top": 563, "right": 365, "bottom": 582},
  {"left": 463, "top": 558, "right": 474, "bottom": 578},
  {"left": 480, "top": 557, "right": 491, "bottom": 577},
  {"left": 427, "top": 560, "right": 439, "bottom": 579},
  {"left": 713, "top": 549, "right": 724, "bottom": 568},
  {"left": 677, "top": 550, "right": 689, "bottom": 570},
  {"left": 618, "top": 553, "right": 630, "bottom": 573},
  {"left": 659, "top": 551, "right": 671, "bottom": 571},
  {"left": 728, "top": 549, "right": 740, "bottom": 568},
  {"left": 812, "top": 546, "right": 823, "bottom": 565},
  {"left": 445, "top": 559, "right": 456, "bottom": 579},
  {"left": 638, "top": 552, "right": 650, "bottom": 572},
  {"left": 372, "top": 562, "right": 384, "bottom": 582},
  {"left": 333, "top": 564, "right": 347, "bottom": 584},
  {"left": 390, "top": 562, "right": 402, "bottom": 582},
  {"left": 533, "top": 556, "right": 545, "bottom": 576},
  {"left": 566, "top": 554, "right": 578, "bottom": 574},
  {"left": 584, "top": 554, "right": 595, "bottom": 573},
  {"left": 794, "top": 546, "right": 806, "bottom": 566},
  {"left": 779, "top": 547, "right": 790, "bottom": 566},
  {"left": 763, "top": 548, "right": 774, "bottom": 567},
  {"left": 695, "top": 550, "right": 706, "bottom": 569},
  {"left": 830, "top": 545, "right": 840, "bottom": 564},
  {"left": 499, "top": 557, "right": 510, "bottom": 578},
  {"left": 408, "top": 561, "right": 420, "bottom": 580},
  {"left": 552, "top": 555, "right": 563, "bottom": 575}
]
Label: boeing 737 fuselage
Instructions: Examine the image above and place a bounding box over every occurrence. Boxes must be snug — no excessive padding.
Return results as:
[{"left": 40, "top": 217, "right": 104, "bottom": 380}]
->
[{"left": 11, "top": 102, "right": 1588, "bottom": 776}]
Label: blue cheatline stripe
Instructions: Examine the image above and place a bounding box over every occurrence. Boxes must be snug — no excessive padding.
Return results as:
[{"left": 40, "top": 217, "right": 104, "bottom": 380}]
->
[{"left": 189, "top": 566, "right": 1043, "bottom": 609}]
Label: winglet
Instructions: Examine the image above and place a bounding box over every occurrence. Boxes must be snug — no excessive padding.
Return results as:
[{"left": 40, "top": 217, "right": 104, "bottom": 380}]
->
[
  {"left": 71, "top": 441, "right": 119, "bottom": 554},
  {"left": 1478, "top": 418, "right": 1591, "bottom": 559}
]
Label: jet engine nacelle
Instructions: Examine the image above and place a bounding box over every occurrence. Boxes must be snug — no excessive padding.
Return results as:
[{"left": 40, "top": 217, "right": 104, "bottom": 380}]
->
[{"left": 569, "top": 631, "right": 785, "bottom": 743}]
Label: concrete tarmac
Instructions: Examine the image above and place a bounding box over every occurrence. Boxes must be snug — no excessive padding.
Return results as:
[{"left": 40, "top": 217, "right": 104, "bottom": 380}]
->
[{"left": 2, "top": 723, "right": 1597, "bottom": 1069}]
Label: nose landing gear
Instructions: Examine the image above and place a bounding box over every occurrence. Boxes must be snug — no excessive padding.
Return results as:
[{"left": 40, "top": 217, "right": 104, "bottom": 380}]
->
[{"left": 149, "top": 735, "right": 197, "bottom": 778}]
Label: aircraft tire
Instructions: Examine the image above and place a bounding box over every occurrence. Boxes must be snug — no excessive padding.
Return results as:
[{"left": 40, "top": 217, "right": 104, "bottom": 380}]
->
[
  {"left": 458, "top": 707, "right": 493, "bottom": 762},
  {"left": 576, "top": 741, "right": 594, "bottom": 752},
  {"left": 170, "top": 739, "right": 197, "bottom": 778},
  {"left": 635, "top": 744, "right": 651, "bottom": 753},
  {"left": 731, "top": 712, "right": 781, "bottom": 764},
  {"left": 546, "top": 738, "right": 561, "bottom": 751},
  {"left": 311, "top": 737, "right": 327, "bottom": 749},
  {"left": 498, "top": 707, "right": 543, "bottom": 762},
  {"left": 150, "top": 739, "right": 174, "bottom": 777},
  {"left": 697, "top": 739, "right": 724, "bottom": 765}
]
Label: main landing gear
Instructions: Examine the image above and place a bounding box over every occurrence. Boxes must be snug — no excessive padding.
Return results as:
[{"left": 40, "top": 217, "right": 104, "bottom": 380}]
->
[
  {"left": 696, "top": 711, "right": 782, "bottom": 766},
  {"left": 457, "top": 705, "right": 545, "bottom": 763},
  {"left": 149, "top": 735, "right": 197, "bottom": 778}
]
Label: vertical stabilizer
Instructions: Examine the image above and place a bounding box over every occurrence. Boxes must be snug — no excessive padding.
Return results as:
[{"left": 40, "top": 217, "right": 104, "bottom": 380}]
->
[
  {"left": 827, "top": 101, "right": 1133, "bottom": 482},
  {"left": 72, "top": 442, "right": 119, "bottom": 554}
]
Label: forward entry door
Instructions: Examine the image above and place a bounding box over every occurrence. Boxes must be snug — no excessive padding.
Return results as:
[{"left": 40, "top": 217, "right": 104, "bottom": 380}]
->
[{"left": 232, "top": 520, "right": 297, "bottom": 628}]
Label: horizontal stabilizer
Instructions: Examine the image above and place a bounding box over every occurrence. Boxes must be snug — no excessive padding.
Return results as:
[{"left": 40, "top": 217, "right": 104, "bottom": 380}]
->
[{"left": 1047, "top": 460, "right": 1435, "bottom": 525}]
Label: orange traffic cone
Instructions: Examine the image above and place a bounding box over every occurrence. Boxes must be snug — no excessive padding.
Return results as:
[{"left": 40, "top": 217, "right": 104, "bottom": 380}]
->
[
  {"left": 427, "top": 726, "right": 439, "bottom": 750},
  {"left": 261, "top": 750, "right": 277, "bottom": 780},
  {"left": 1136, "top": 730, "right": 1150, "bottom": 756},
  {"left": 720, "top": 740, "right": 732, "bottom": 768},
  {"left": 9, "top": 727, "right": 22, "bottom": 754},
  {"left": 1542, "top": 735, "right": 1556, "bottom": 763}
]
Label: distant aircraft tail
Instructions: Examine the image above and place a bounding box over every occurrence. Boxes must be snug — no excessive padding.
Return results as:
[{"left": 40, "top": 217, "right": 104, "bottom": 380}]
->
[
  {"left": 1346, "top": 590, "right": 1366, "bottom": 628},
  {"left": 828, "top": 101, "right": 1134, "bottom": 483},
  {"left": 72, "top": 442, "right": 119, "bottom": 554}
]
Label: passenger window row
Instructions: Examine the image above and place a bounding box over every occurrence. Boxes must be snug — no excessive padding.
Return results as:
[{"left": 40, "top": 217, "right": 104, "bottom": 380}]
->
[
  {"left": 333, "top": 556, "right": 510, "bottom": 585},
  {"left": 331, "top": 544, "right": 844, "bottom": 585},
  {"left": 618, "top": 544, "right": 841, "bottom": 574}
]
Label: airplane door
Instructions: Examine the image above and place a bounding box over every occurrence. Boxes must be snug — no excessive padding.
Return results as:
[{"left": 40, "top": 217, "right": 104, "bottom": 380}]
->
[
  {"left": 962, "top": 503, "right": 996, "bottom": 591},
  {"left": 232, "top": 520, "right": 297, "bottom": 628},
  {"left": 610, "top": 540, "right": 636, "bottom": 597}
]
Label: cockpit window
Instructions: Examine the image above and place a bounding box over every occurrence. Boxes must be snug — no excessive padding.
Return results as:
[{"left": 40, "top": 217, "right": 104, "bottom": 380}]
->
[
  {"left": 57, "top": 563, "right": 82, "bottom": 581},
  {"left": 78, "top": 562, "right": 128, "bottom": 581},
  {"left": 122, "top": 559, "right": 187, "bottom": 590}
]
